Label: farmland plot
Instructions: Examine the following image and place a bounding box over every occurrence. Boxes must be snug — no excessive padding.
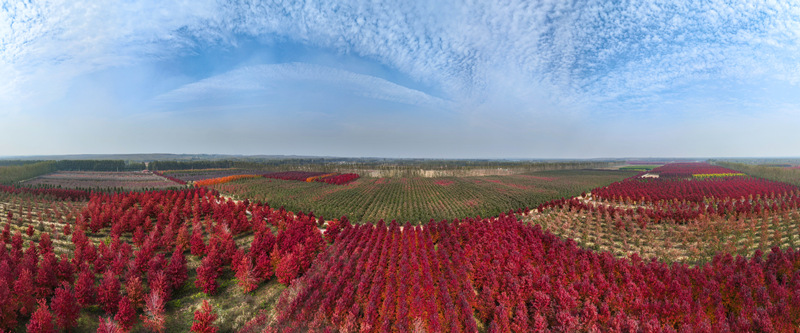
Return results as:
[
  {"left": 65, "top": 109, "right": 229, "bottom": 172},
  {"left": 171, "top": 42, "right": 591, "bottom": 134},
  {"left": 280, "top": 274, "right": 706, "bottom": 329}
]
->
[
  {"left": 21, "top": 171, "right": 185, "bottom": 192},
  {"left": 211, "top": 169, "right": 635, "bottom": 224},
  {"left": 531, "top": 163, "right": 800, "bottom": 263}
]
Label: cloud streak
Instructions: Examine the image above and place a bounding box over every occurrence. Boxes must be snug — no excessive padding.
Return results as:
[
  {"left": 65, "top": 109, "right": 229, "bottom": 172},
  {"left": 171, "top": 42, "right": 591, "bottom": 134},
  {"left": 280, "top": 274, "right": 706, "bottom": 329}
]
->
[{"left": 153, "top": 62, "right": 453, "bottom": 111}]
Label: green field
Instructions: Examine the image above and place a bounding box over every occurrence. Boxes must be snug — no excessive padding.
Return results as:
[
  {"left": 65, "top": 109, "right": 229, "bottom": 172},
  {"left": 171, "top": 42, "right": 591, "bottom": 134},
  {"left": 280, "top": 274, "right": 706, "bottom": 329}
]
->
[
  {"left": 618, "top": 165, "right": 660, "bottom": 171},
  {"left": 212, "top": 169, "right": 636, "bottom": 224}
]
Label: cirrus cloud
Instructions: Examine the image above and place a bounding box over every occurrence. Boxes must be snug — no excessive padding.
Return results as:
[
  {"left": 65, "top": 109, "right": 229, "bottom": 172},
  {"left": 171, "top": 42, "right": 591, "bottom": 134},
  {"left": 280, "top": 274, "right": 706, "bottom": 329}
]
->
[{"left": 1, "top": 0, "right": 799, "bottom": 157}]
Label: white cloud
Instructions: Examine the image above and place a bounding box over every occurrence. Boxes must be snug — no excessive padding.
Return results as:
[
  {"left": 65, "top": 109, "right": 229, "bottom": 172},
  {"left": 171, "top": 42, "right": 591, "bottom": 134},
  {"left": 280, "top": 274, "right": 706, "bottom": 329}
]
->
[
  {"left": 0, "top": 0, "right": 219, "bottom": 108},
  {"left": 152, "top": 62, "right": 453, "bottom": 110}
]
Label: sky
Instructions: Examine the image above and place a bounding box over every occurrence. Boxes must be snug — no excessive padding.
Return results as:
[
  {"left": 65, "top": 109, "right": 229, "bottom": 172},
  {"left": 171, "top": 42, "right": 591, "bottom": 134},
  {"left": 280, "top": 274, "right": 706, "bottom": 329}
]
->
[{"left": 1, "top": 0, "right": 799, "bottom": 159}]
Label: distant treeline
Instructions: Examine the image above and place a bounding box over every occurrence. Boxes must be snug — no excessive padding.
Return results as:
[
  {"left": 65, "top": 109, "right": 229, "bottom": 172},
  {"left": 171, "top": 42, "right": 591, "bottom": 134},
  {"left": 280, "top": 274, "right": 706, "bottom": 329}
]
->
[
  {"left": 0, "top": 160, "right": 146, "bottom": 184},
  {"left": 0, "top": 161, "right": 57, "bottom": 185},
  {"left": 54, "top": 159, "right": 146, "bottom": 171},
  {"left": 148, "top": 160, "right": 265, "bottom": 171},
  {"left": 1, "top": 158, "right": 622, "bottom": 185},
  {"left": 151, "top": 159, "right": 620, "bottom": 176},
  {"left": 715, "top": 158, "right": 800, "bottom": 165},
  {"left": 347, "top": 161, "right": 621, "bottom": 178},
  {"left": 0, "top": 160, "right": 45, "bottom": 167}
]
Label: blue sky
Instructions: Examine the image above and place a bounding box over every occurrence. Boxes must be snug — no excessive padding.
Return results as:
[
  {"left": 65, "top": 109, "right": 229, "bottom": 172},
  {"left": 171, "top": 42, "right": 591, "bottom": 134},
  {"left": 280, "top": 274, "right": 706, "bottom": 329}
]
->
[{"left": 1, "top": 1, "right": 799, "bottom": 158}]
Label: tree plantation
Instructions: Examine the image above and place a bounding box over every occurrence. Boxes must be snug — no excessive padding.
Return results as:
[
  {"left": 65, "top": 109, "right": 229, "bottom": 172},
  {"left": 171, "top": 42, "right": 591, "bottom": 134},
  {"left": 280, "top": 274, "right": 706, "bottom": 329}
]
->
[{"left": 1, "top": 160, "right": 800, "bottom": 331}]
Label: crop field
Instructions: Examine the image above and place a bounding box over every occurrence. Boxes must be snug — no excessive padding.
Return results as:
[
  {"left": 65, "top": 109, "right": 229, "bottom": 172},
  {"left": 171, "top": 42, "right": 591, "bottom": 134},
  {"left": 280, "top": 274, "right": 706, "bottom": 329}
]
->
[
  {"left": 194, "top": 174, "right": 263, "bottom": 187},
  {"left": 531, "top": 201, "right": 800, "bottom": 264},
  {"left": 2, "top": 161, "right": 800, "bottom": 331},
  {"left": 618, "top": 165, "right": 660, "bottom": 171},
  {"left": 718, "top": 161, "right": 800, "bottom": 187},
  {"left": 162, "top": 169, "right": 361, "bottom": 186},
  {"left": 160, "top": 168, "right": 266, "bottom": 182},
  {"left": 20, "top": 171, "right": 185, "bottom": 192},
  {"left": 0, "top": 191, "right": 85, "bottom": 255},
  {"left": 262, "top": 171, "right": 360, "bottom": 185},
  {"left": 530, "top": 163, "right": 800, "bottom": 263},
  {"left": 190, "top": 171, "right": 361, "bottom": 188},
  {"left": 210, "top": 169, "right": 636, "bottom": 224}
]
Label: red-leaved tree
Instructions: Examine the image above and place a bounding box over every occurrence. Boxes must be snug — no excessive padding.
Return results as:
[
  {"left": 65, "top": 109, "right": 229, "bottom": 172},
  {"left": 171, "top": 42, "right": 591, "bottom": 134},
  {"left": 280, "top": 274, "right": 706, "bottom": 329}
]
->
[
  {"left": 52, "top": 282, "right": 80, "bottom": 331},
  {"left": 98, "top": 270, "right": 121, "bottom": 314},
  {"left": 190, "top": 226, "right": 207, "bottom": 257},
  {"left": 190, "top": 299, "right": 219, "bottom": 333},
  {"left": 36, "top": 252, "right": 58, "bottom": 298},
  {"left": 38, "top": 232, "right": 53, "bottom": 255},
  {"left": 0, "top": 279, "right": 17, "bottom": 329},
  {"left": 75, "top": 266, "right": 96, "bottom": 307},
  {"left": 125, "top": 275, "right": 146, "bottom": 309},
  {"left": 176, "top": 225, "right": 190, "bottom": 252},
  {"left": 115, "top": 296, "right": 136, "bottom": 331},
  {"left": 166, "top": 247, "right": 188, "bottom": 292},
  {"left": 148, "top": 271, "right": 170, "bottom": 301},
  {"left": 13, "top": 268, "right": 36, "bottom": 316},
  {"left": 255, "top": 252, "right": 274, "bottom": 281},
  {"left": 195, "top": 247, "right": 223, "bottom": 295},
  {"left": 26, "top": 299, "right": 54, "bottom": 333},
  {"left": 275, "top": 251, "right": 301, "bottom": 285},
  {"left": 96, "top": 317, "right": 123, "bottom": 333},
  {"left": 235, "top": 255, "right": 258, "bottom": 293},
  {"left": 141, "top": 290, "right": 166, "bottom": 333},
  {"left": 249, "top": 229, "right": 275, "bottom": 281},
  {"left": 56, "top": 253, "right": 75, "bottom": 285}
]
